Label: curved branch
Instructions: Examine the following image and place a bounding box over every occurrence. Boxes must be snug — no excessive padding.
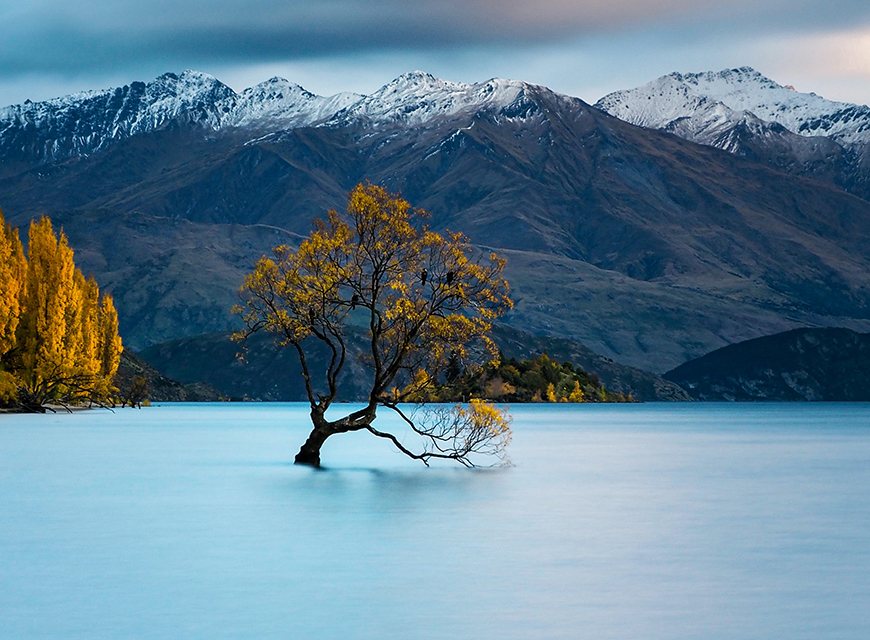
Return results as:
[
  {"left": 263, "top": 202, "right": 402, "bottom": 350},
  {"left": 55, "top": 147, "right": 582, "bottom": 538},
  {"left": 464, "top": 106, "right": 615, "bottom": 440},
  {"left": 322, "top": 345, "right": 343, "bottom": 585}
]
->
[
  {"left": 364, "top": 423, "right": 473, "bottom": 468},
  {"left": 293, "top": 342, "right": 318, "bottom": 408}
]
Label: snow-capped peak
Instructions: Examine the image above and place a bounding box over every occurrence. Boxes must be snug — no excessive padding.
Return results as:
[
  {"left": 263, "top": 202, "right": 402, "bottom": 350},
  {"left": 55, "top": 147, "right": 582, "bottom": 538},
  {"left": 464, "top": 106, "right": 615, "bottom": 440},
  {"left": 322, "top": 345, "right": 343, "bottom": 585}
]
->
[
  {"left": 0, "top": 69, "right": 236, "bottom": 130},
  {"left": 0, "top": 69, "right": 562, "bottom": 165},
  {"left": 230, "top": 77, "right": 361, "bottom": 128},
  {"left": 0, "top": 71, "right": 364, "bottom": 163},
  {"left": 328, "top": 71, "right": 538, "bottom": 127},
  {"left": 150, "top": 70, "right": 236, "bottom": 102},
  {"left": 596, "top": 67, "right": 870, "bottom": 145}
]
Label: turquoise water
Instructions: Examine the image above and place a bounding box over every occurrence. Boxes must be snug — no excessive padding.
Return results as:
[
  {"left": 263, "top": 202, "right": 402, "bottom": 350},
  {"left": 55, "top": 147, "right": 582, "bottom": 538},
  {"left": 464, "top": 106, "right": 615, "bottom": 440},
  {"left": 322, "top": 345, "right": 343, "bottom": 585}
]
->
[{"left": 1, "top": 403, "right": 869, "bottom": 639}]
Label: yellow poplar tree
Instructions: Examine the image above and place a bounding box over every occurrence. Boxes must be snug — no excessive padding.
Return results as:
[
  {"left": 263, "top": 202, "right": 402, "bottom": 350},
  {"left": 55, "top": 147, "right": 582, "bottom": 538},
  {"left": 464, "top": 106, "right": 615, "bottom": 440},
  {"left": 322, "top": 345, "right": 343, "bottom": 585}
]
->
[
  {"left": 0, "top": 210, "right": 26, "bottom": 355},
  {"left": 98, "top": 294, "right": 122, "bottom": 380},
  {"left": 77, "top": 273, "right": 102, "bottom": 379},
  {"left": 3, "top": 215, "right": 123, "bottom": 409},
  {"left": 567, "top": 380, "right": 586, "bottom": 403},
  {"left": 17, "top": 217, "right": 68, "bottom": 396},
  {"left": 0, "top": 209, "right": 27, "bottom": 402},
  {"left": 546, "top": 383, "right": 558, "bottom": 403}
]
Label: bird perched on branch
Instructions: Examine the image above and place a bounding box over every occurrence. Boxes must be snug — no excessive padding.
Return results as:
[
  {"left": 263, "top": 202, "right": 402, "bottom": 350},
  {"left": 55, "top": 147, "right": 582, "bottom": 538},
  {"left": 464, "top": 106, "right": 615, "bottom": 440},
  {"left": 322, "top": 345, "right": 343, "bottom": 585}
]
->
[
  {"left": 446, "top": 271, "right": 455, "bottom": 285},
  {"left": 421, "top": 269, "right": 428, "bottom": 286}
]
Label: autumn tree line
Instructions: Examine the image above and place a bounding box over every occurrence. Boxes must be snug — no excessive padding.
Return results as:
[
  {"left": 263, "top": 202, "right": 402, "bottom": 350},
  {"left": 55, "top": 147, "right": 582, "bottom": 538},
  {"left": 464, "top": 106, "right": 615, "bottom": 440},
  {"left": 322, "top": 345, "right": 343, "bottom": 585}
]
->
[
  {"left": 0, "top": 210, "right": 122, "bottom": 411},
  {"left": 410, "top": 352, "right": 635, "bottom": 403}
]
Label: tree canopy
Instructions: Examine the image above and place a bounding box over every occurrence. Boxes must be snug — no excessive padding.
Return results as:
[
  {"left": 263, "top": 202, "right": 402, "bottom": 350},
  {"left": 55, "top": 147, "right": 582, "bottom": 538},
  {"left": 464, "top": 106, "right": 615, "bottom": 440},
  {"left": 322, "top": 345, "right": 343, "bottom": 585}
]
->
[
  {"left": 235, "top": 183, "right": 513, "bottom": 466},
  {"left": 0, "top": 211, "right": 122, "bottom": 410},
  {"left": 410, "top": 352, "right": 636, "bottom": 403}
]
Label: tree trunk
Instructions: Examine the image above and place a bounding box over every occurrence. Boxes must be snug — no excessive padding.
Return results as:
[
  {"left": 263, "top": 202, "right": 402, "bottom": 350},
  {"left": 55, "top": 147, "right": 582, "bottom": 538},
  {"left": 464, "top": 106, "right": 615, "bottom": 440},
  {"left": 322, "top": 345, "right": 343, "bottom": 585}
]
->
[{"left": 294, "top": 425, "right": 333, "bottom": 467}]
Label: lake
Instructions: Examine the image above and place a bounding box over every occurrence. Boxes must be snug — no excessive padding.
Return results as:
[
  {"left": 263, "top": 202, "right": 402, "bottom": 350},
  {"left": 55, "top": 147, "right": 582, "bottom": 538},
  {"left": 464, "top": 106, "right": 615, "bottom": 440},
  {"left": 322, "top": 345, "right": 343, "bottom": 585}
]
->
[{"left": 1, "top": 403, "right": 869, "bottom": 639}]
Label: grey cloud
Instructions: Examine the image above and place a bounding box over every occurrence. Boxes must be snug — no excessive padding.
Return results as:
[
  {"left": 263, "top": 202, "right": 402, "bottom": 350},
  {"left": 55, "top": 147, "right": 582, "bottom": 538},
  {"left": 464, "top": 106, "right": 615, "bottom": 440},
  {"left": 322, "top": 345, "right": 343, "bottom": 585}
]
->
[{"left": 2, "top": 0, "right": 870, "bottom": 79}]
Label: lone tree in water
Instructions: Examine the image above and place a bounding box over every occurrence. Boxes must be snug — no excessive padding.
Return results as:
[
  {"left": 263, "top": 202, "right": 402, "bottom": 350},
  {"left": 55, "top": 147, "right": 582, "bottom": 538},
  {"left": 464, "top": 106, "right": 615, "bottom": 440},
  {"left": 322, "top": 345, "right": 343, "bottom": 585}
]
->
[{"left": 234, "top": 183, "right": 513, "bottom": 466}]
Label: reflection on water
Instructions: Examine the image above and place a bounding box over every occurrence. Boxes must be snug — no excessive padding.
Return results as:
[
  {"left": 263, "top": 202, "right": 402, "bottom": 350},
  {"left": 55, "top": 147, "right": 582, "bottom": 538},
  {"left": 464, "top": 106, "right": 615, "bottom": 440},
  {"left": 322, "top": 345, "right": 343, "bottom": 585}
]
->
[{"left": 1, "top": 403, "right": 869, "bottom": 639}]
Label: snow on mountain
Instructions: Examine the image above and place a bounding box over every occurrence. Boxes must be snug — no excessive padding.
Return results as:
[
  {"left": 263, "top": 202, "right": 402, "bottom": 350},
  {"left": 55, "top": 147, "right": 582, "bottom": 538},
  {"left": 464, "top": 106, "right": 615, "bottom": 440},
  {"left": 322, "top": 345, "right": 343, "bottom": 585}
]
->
[
  {"left": 0, "top": 71, "right": 363, "bottom": 162},
  {"left": 230, "top": 77, "right": 361, "bottom": 128},
  {"left": 0, "top": 69, "right": 564, "bottom": 164},
  {"left": 660, "top": 101, "right": 788, "bottom": 154},
  {"left": 0, "top": 71, "right": 235, "bottom": 153},
  {"left": 0, "top": 68, "right": 555, "bottom": 164},
  {"left": 596, "top": 67, "right": 870, "bottom": 146},
  {"left": 326, "top": 71, "right": 542, "bottom": 127}
]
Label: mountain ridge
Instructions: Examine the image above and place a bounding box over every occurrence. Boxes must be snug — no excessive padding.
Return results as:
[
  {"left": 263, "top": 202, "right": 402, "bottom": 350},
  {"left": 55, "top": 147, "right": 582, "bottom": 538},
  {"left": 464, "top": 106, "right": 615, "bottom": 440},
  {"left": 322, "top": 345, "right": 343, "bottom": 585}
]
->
[
  {"left": 595, "top": 66, "right": 870, "bottom": 200},
  {"left": 0, "top": 70, "right": 362, "bottom": 165},
  {"left": 596, "top": 67, "right": 870, "bottom": 145},
  {"left": 0, "top": 69, "right": 560, "bottom": 167},
  {"left": 8, "top": 66, "right": 870, "bottom": 167},
  {"left": 4, "top": 69, "right": 870, "bottom": 373}
]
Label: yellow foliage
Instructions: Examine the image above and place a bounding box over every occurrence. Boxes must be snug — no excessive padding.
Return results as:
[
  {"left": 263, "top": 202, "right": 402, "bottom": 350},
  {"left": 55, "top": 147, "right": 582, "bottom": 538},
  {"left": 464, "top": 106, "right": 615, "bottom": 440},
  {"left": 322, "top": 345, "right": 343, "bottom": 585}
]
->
[
  {"left": 0, "top": 370, "right": 18, "bottom": 403},
  {"left": 567, "top": 380, "right": 586, "bottom": 403},
  {"left": 546, "top": 382, "right": 557, "bottom": 403},
  {"left": 0, "top": 208, "right": 26, "bottom": 358},
  {"left": 235, "top": 182, "right": 512, "bottom": 406},
  {"left": 18, "top": 217, "right": 65, "bottom": 390},
  {"left": 99, "top": 294, "right": 122, "bottom": 379},
  {"left": 235, "top": 183, "right": 513, "bottom": 465},
  {"left": 402, "top": 368, "right": 437, "bottom": 402},
  {"left": 455, "top": 398, "right": 512, "bottom": 447},
  {"left": 78, "top": 275, "right": 101, "bottom": 378},
  {"left": 0, "top": 214, "right": 122, "bottom": 407}
]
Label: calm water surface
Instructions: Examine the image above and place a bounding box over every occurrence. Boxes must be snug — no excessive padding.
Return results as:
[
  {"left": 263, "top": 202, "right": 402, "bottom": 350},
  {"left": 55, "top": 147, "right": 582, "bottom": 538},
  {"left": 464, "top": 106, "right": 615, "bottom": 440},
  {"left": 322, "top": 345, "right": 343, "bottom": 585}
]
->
[{"left": 1, "top": 403, "right": 869, "bottom": 639}]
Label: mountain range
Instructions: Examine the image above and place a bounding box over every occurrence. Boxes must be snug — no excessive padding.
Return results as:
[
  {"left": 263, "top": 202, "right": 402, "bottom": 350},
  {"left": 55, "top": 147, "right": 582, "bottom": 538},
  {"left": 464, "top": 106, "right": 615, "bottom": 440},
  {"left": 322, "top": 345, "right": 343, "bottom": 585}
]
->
[
  {"left": 596, "top": 67, "right": 870, "bottom": 200},
  {"left": 3, "top": 68, "right": 870, "bottom": 376}
]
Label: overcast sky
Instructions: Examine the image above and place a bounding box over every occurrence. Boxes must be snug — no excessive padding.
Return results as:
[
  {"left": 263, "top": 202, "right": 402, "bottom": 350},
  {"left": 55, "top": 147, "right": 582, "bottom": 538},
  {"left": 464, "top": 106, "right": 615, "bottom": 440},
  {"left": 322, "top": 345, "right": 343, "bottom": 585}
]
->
[{"left": 4, "top": 0, "right": 870, "bottom": 107}]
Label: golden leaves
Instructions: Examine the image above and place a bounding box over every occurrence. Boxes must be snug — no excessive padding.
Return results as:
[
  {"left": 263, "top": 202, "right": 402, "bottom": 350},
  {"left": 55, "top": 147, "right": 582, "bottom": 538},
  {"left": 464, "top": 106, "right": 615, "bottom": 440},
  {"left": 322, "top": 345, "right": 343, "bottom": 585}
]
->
[
  {"left": 234, "top": 182, "right": 514, "bottom": 464},
  {"left": 458, "top": 398, "right": 513, "bottom": 441},
  {"left": 236, "top": 183, "right": 511, "bottom": 374},
  {"left": 0, "top": 214, "right": 122, "bottom": 406},
  {"left": 99, "top": 294, "right": 122, "bottom": 379},
  {"left": 0, "top": 208, "right": 26, "bottom": 356}
]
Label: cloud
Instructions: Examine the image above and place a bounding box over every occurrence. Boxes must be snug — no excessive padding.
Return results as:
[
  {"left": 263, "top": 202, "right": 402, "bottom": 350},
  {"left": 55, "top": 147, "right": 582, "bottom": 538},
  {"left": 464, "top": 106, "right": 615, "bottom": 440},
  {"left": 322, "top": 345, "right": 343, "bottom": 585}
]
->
[
  {"left": 3, "top": 0, "right": 870, "bottom": 107},
  {"left": 736, "top": 25, "right": 870, "bottom": 105},
  {"left": 2, "top": 0, "right": 847, "bottom": 77},
  {"left": 753, "top": 26, "right": 870, "bottom": 80}
]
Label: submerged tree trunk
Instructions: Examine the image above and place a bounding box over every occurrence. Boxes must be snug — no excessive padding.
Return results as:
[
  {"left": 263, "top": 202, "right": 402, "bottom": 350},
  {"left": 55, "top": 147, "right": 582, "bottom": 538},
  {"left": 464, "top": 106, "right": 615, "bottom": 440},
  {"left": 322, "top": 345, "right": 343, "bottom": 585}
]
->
[
  {"left": 294, "top": 426, "right": 334, "bottom": 467},
  {"left": 294, "top": 406, "right": 377, "bottom": 467}
]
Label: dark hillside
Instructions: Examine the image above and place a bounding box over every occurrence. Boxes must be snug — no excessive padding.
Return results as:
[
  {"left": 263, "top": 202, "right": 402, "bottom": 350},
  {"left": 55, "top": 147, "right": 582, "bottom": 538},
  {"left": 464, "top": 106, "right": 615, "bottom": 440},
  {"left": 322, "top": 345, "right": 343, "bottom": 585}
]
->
[
  {"left": 115, "top": 350, "right": 222, "bottom": 403},
  {"left": 664, "top": 328, "right": 870, "bottom": 401}
]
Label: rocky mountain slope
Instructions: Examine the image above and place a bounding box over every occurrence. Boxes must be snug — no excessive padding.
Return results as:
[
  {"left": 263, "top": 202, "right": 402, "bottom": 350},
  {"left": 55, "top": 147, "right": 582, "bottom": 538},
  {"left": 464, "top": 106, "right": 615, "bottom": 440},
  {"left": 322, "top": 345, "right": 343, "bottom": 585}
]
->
[
  {"left": 595, "top": 67, "right": 870, "bottom": 199},
  {"left": 0, "top": 70, "right": 362, "bottom": 167},
  {"left": 115, "top": 350, "right": 222, "bottom": 403},
  {"left": 3, "top": 70, "right": 870, "bottom": 374},
  {"left": 596, "top": 67, "right": 870, "bottom": 145},
  {"left": 664, "top": 328, "right": 870, "bottom": 401}
]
